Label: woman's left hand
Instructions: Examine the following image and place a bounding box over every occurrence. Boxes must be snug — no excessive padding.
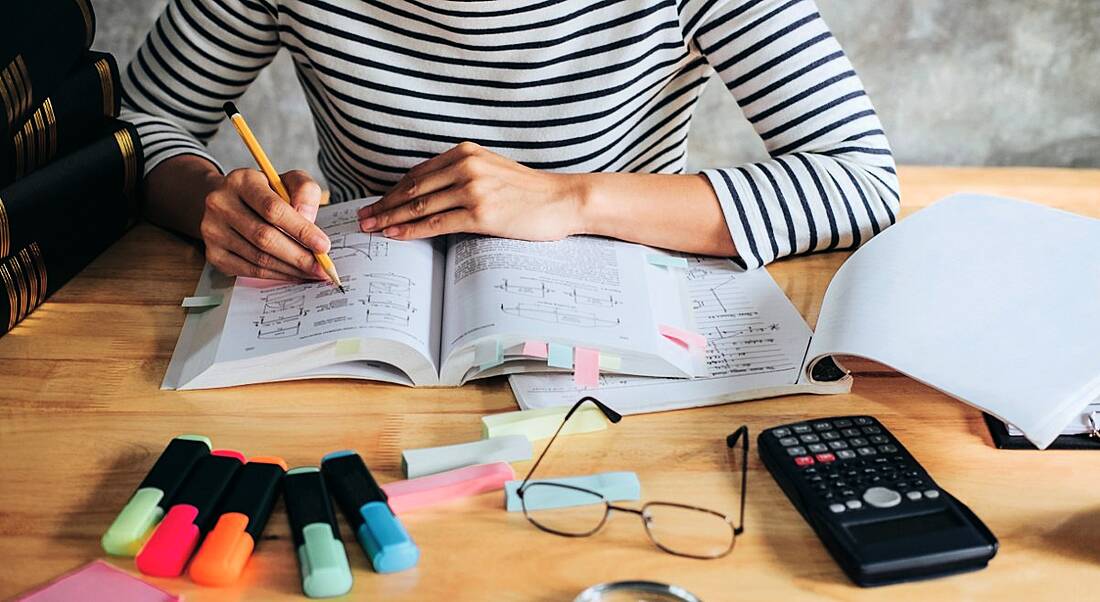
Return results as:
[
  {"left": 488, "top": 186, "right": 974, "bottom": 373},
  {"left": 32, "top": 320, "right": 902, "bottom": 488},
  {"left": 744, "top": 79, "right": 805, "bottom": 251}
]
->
[{"left": 358, "top": 142, "right": 587, "bottom": 241}]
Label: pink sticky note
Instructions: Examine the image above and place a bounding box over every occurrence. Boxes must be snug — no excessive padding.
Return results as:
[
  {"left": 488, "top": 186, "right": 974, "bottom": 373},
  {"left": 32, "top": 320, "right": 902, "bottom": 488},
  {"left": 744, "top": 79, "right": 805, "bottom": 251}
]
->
[
  {"left": 573, "top": 347, "right": 600, "bottom": 388},
  {"left": 16, "top": 560, "right": 180, "bottom": 602},
  {"left": 659, "top": 324, "right": 707, "bottom": 350},
  {"left": 522, "top": 341, "right": 548, "bottom": 359},
  {"left": 381, "top": 462, "right": 515, "bottom": 514}
]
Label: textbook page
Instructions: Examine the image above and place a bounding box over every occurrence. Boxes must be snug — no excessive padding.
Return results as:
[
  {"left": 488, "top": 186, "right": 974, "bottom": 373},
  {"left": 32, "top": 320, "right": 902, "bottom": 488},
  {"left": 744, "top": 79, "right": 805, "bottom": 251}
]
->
[
  {"left": 439, "top": 235, "right": 689, "bottom": 382},
  {"left": 215, "top": 198, "right": 445, "bottom": 372},
  {"left": 806, "top": 194, "right": 1100, "bottom": 449},
  {"left": 511, "top": 257, "right": 819, "bottom": 413}
]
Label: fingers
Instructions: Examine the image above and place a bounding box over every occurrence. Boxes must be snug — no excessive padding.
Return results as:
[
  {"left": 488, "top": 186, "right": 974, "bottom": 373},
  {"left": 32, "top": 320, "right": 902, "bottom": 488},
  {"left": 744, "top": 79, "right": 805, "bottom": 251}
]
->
[
  {"left": 231, "top": 169, "right": 330, "bottom": 253},
  {"left": 362, "top": 188, "right": 467, "bottom": 233},
  {"left": 206, "top": 246, "right": 306, "bottom": 282},
  {"left": 282, "top": 169, "right": 323, "bottom": 223},
  {"left": 209, "top": 224, "right": 319, "bottom": 281},
  {"left": 382, "top": 209, "right": 474, "bottom": 240},
  {"left": 359, "top": 141, "right": 486, "bottom": 221}
]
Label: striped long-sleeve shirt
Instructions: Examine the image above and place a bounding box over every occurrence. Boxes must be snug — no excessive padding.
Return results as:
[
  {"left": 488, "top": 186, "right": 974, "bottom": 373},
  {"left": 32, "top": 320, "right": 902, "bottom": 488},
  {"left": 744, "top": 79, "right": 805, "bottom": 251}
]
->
[{"left": 121, "top": 0, "right": 899, "bottom": 268}]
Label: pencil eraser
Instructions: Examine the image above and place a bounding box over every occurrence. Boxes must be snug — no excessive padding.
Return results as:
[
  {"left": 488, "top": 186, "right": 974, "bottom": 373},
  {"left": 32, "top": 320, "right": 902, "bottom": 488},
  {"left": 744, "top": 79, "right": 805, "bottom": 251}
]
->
[
  {"left": 503, "top": 472, "right": 641, "bottom": 512},
  {"left": 401, "top": 435, "right": 532, "bottom": 478},
  {"left": 481, "top": 406, "right": 609, "bottom": 441},
  {"left": 382, "top": 462, "right": 515, "bottom": 514}
]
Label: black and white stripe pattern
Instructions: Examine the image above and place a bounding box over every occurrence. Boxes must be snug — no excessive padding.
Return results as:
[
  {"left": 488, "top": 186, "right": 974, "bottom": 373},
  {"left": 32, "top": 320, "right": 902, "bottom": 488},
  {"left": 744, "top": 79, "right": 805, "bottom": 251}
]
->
[{"left": 121, "top": 0, "right": 899, "bottom": 268}]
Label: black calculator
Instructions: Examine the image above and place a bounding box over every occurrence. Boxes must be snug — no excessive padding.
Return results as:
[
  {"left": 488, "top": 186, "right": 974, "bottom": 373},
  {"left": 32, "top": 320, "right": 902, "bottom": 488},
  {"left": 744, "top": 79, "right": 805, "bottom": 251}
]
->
[{"left": 759, "top": 416, "right": 997, "bottom": 586}]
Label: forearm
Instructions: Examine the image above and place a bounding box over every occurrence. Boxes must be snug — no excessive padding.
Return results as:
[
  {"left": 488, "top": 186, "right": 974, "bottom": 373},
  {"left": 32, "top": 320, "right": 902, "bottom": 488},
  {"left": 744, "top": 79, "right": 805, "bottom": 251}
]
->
[
  {"left": 144, "top": 154, "right": 224, "bottom": 240},
  {"left": 574, "top": 172, "right": 737, "bottom": 257}
]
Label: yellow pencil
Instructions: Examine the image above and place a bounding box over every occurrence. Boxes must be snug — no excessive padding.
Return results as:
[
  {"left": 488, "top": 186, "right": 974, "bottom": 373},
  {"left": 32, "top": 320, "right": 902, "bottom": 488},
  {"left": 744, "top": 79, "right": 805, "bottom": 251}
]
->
[{"left": 222, "top": 101, "right": 345, "bottom": 293}]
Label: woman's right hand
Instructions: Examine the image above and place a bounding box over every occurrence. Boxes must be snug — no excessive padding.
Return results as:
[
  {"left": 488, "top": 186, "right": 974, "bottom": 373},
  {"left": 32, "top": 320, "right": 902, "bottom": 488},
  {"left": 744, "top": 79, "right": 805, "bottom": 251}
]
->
[{"left": 199, "top": 168, "right": 331, "bottom": 281}]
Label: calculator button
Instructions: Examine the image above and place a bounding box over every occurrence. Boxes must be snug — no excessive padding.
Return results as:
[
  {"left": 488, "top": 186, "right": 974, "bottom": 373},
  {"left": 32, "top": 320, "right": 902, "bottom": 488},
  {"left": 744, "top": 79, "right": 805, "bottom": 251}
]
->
[
  {"left": 829, "top": 503, "right": 846, "bottom": 514},
  {"left": 854, "top": 417, "right": 873, "bottom": 425},
  {"left": 840, "top": 489, "right": 856, "bottom": 498},
  {"left": 799, "top": 434, "right": 821, "bottom": 443},
  {"left": 912, "top": 479, "right": 926, "bottom": 488},
  {"left": 845, "top": 500, "right": 863, "bottom": 510},
  {"left": 803, "top": 467, "right": 818, "bottom": 475},
  {"left": 807, "top": 475, "right": 824, "bottom": 483},
  {"left": 793, "top": 456, "right": 815, "bottom": 467},
  {"left": 878, "top": 444, "right": 898, "bottom": 453},
  {"left": 812, "top": 421, "right": 832, "bottom": 431},
  {"left": 807, "top": 443, "right": 828, "bottom": 453},
  {"left": 856, "top": 447, "right": 876, "bottom": 456},
  {"left": 841, "top": 428, "right": 861, "bottom": 437},
  {"left": 869, "top": 435, "right": 889, "bottom": 444},
  {"left": 862, "top": 487, "right": 902, "bottom": 508},
  {"left": 821, "top": 431, "right": 840, "bottom": 440},
  {"left": 923, "top": 490, "right": 940, "bottom": 499},
  {"left": 792, "top": 424, "right": 812, "bottom": 434},
  {"left": 906, "top": 491, "right": 922, "bottom": 501},
  {"left": 834, "top": 419, "right": 853, "bottom": 428},
  {"left": 814, "top": 453, "right": 836, "bottom": 464},
  {"left": 836, "top": 450, "right": 856, "bottom": 459},
  {"left": 861, "top": 426, "right": 882, "bottom": 434},
  {"left": 778, "top": 437, "right": 799, "bottom": 446},
  {"left": 849, "top": 437, "right": 869, "bottom": 447},
  {"left": 827, "top": 440, "right": 849, "bottom": 450},
  {"left": 772, "top": 428, "right": 791, "bottom": 438},
  {"left": 787, "top": 446, "right": 808, "bottom": 456},
  {"left": 873, "top": 457, "right": 889, "bottom": 464}
]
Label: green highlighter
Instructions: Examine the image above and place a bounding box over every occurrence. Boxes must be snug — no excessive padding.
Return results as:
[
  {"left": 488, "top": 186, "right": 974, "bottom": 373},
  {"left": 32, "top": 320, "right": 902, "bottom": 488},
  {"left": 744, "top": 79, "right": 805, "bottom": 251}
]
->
[
  {"left": 101, "top": 435, "right": 211, "bottom": 556},
  {"left": 284, "top": 467, "right": 353, "bottom": 598}
]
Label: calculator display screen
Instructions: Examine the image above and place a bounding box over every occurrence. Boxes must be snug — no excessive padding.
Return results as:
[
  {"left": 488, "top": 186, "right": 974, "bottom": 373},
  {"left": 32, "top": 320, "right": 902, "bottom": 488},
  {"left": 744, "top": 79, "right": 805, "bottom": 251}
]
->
[{"left": 846, "top": 511, "right": 963, "bottom": 544}]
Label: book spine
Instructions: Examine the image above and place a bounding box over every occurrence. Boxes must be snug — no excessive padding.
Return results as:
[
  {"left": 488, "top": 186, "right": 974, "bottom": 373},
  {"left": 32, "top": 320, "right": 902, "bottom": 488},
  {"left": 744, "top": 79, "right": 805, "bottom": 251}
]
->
[
  {"left": 0, "top": 120, "right": 142, "bottom": 261},
  {"left": 0, "top": 0, "right": 96, "bottom": 132},
  {"left": 0, "top": 241, "right": 46, "bottom": 335},
  {"left": 5, "top": 52, "right": 120, "bottom": 182}
]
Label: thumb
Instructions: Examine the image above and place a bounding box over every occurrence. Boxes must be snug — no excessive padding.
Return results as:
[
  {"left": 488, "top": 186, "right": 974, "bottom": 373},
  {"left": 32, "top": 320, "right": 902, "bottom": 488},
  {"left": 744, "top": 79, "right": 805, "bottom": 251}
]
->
[{"left": 281, "top": 169, "right": 323, "bottom": 223}]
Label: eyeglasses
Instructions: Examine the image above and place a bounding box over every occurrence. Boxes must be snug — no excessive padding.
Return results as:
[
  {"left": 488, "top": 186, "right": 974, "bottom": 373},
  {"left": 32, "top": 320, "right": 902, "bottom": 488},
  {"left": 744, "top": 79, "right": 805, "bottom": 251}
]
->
[{"left": 516, "top": 397, "right": 749, "bottom": 559}]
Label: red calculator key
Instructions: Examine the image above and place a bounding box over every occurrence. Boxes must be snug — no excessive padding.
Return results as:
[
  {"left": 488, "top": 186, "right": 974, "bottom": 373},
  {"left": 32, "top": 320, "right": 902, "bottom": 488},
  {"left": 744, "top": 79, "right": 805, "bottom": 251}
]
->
[
  {"left": 815, "top": 453, "right": 836, "bottom": 464},
  {"left": 794, "top": 456, "right": 815, "bottom": 467}
]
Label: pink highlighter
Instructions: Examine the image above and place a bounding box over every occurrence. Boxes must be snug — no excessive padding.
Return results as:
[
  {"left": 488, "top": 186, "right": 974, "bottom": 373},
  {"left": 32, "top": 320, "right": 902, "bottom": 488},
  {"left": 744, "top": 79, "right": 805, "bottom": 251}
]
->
[{"left": 381, "top": 462, "right": 515, "bottom": 514}]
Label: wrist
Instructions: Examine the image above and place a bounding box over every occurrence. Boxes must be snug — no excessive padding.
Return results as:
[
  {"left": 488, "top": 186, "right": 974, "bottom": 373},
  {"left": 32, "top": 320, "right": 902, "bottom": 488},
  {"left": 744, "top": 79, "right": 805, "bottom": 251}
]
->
[{"left": 564, "top": 173, "right": 605, "bottom": 237}]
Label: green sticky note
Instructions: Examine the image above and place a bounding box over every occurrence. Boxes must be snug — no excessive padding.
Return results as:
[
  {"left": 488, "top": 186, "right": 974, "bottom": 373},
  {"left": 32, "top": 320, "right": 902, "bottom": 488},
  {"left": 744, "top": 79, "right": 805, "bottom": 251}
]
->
[{"left": 334, "top": 339, "right": 361, "bottom": 356}]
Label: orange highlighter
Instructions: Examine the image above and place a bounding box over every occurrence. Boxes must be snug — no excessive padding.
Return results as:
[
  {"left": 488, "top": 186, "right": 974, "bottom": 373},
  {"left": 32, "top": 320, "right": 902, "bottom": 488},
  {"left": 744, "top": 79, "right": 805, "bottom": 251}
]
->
[{"left": 189, "top": 457, "right": 287, "bottom": 586}]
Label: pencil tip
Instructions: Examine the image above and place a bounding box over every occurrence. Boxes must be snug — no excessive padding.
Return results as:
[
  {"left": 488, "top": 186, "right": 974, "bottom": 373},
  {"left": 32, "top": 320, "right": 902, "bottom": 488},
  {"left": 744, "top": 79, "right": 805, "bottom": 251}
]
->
[{"left": 338, "top": 285, "right": 347, "bottom": 294}]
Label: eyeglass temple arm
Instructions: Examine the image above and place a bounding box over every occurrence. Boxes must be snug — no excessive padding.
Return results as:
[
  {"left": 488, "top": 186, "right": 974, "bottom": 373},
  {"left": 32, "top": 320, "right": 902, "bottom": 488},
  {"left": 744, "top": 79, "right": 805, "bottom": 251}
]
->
[
  {"left": 517, "top": 396, "right": 622, "bottom": 495},
  {"left": 726, "top": 425, "right": 749, "bottom": 536}
]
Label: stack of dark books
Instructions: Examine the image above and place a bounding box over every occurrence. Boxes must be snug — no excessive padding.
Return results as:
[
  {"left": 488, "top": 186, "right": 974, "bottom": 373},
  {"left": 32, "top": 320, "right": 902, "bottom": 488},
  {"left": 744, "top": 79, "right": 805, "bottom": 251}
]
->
[{"left": 0, "top": 0, "right": 143, "bottom": 335}]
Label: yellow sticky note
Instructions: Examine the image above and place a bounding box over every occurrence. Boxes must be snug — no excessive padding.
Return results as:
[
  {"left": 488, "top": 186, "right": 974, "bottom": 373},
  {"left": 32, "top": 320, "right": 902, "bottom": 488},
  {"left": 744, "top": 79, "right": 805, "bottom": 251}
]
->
[
  {"left": 598, "top": 353, "right": 622, "bottom": 370},
  {"left": 335, "top": 339, "right": 361, "bottom": 356},
  {"left": 481, "top": 406, "right": 609, "bottom": 441}
]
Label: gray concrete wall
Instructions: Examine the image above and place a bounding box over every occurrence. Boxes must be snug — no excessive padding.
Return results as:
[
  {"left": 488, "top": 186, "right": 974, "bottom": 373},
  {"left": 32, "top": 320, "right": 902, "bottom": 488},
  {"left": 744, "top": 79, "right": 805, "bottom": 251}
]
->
[{"left": 96, "top": 0, "right": 1100, "bottom": 180}]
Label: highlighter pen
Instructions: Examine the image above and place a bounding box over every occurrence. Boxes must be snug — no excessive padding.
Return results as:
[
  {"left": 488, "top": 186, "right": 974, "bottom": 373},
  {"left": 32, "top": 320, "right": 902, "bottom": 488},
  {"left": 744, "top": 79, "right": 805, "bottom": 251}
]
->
[
  {"left": 284, "top": 467, "right": 353, "bottom": 598},
  {"left": 189, "top": 456, "right": 287, "bottom": 586},
  {"left": 321, "top": 450, "right": 420, "bottom": 573},
  {"left": 136, "top": 449, "right": 245, "bottom": 577},
  {"left": 101, "top": 435, "right": 211, "bottom": 556}
]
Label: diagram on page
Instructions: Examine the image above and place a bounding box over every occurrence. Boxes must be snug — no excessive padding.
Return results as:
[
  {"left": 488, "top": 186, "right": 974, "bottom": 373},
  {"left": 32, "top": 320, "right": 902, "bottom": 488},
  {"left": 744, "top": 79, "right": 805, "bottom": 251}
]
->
[{"left": 216, "top": 199, "right": 441, "bottom": 363}]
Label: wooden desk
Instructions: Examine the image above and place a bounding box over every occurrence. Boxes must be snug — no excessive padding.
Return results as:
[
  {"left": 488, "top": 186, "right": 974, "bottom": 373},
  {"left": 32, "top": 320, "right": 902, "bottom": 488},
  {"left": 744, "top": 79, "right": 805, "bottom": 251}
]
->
[{"left": 1, "top": 167, "right": 1098, "bottom": 600}]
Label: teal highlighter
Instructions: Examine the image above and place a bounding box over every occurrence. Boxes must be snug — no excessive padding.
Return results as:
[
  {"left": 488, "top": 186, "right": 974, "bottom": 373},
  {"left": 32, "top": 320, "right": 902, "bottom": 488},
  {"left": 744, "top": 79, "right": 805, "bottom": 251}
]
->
[{"left": 284, "top": 467, "right": 353, "bottom": 598}]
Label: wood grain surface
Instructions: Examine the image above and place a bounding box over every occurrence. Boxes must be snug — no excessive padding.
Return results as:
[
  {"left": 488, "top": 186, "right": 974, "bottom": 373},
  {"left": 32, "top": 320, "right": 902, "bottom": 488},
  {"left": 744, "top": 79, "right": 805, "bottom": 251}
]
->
[{"left": 1, "top": 167, "right": 1098, "bottom": 601}]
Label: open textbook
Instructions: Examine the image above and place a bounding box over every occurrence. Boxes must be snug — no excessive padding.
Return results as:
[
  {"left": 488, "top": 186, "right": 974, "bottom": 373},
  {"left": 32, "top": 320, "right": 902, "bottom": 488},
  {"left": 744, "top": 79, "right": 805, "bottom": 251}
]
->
[
  {"left": 515, "top": 194, "right": 1100, "bottom": 450},
  {"left": 164, "top": 197, "right": 707, "bottom": 389}
]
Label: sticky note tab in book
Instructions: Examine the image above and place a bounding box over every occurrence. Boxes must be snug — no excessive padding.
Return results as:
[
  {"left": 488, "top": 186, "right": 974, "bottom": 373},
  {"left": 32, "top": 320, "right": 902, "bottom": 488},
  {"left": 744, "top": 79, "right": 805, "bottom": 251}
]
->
[
  {"left": 181, "top": 295, "right": 223, "bottom": 308},
  {"left": 334, "top": 339, "right": 360, "bottom": 356},
  {"left": 598, "top": 353, "right": 621, "bottom": 370},
  {"left": 503, "top": 472, "right": 641, "bottom": 512},
  {"left": 659, "top": 324, "right": 707, "bottom": 350},
  {"left": 646, "top": 254, "right": 689, "bottom": 269},
  {"left": 475, "top": 340, "right": 503, "bottom": 370},
  {"left": 573, "top": 347, "right": 600, "bottom": 388},
  {"left": 547, "top": 343, "right": 573, "bottom": 369},
  {"left": 481, "top": 405, "right": 609, "bottom": 440},
  {"left": 522, "top": 341, "right": 548, "bottom": 359}
]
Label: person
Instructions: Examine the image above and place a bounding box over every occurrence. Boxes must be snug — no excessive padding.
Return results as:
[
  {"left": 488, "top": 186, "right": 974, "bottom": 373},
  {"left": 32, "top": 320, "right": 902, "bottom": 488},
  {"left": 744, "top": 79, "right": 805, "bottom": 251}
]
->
[{"left": 121, "top": 0, "right": 898, "bottom": 282}]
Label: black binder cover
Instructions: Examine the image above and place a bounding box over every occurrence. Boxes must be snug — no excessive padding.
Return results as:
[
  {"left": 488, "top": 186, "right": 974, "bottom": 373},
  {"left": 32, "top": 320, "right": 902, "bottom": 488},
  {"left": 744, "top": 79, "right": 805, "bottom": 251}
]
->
[{"left": 983, "top": 413, "right": 1100, "bottom": 450}]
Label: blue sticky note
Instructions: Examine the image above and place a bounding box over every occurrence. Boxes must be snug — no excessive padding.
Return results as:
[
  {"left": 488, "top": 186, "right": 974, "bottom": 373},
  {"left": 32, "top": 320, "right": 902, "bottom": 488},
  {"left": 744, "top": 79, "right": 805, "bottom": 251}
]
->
[
  {"left": 475, "top": 340, "right": 503, "bottom": 371},
  {"left": 503, "top": 472, "right": 641, "bottom": 512},
  {"left": 547, "top": 343, "right": 573, "bottom": 369},
  {"left": 646, "top": 254, "right": 689, "bottom": 268}
]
